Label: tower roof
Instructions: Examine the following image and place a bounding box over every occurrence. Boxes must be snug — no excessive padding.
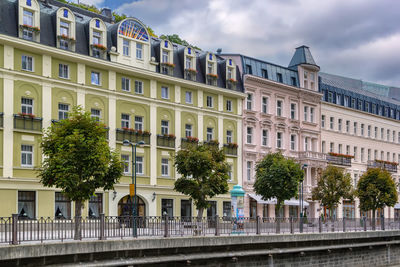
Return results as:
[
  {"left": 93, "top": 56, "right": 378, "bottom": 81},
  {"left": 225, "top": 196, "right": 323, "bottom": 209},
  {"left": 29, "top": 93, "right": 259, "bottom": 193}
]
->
[{"left": 288, "top": 45, "right": 319, "bottom": 70}]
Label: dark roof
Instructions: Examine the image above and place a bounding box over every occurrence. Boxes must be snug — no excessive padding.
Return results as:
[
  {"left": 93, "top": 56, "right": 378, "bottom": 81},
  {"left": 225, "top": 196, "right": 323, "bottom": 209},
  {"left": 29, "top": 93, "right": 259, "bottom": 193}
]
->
[
  {"left": 0, "top": 0, "right": 244, "bottom": 93},
  {"left": 288, "top": 45, "right": 319, "bottom": 70}
]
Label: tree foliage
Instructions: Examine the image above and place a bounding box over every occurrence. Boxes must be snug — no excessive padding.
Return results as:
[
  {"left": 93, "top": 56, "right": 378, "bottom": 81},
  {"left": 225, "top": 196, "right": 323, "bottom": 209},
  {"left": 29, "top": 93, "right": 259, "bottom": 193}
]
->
[
  {"left": 173, "top": 144, "right": 229, "bottom": 218},
  {"left": 254, "top": 152, "right": 303, "bottom": 223},
  {"left": 356, "top": 168, "right": 397, "bottom": 216},
  {"left": 312, "top": 165, "right": 354, "bottom": 218},
  {"left": 160, "top": 34, "right": 201, "bottom": 50}
]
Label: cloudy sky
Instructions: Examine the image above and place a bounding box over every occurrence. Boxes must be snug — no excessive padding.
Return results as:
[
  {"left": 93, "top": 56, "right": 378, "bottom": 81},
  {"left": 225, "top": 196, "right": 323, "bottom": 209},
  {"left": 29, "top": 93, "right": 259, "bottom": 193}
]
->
[{"left": 76, "top": 0, "right": 400, "bottom": 87}]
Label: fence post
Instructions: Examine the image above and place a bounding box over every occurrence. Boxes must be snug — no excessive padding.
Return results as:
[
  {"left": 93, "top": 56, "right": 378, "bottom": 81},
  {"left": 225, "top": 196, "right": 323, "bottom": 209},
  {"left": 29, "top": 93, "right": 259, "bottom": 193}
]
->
[
  {"left": 299, "top": 216, "right": 303, "bottom": 233},
  {"left": 381, "top": 215, "right": 385, "bottom": 231},
  {"left": 319, "top": 217, "right": 322, "bottom": 233},
  {"left": 12, "top": 214, "right": 18, "bottom": 245},
  {"left": 256, "top": 216, "right": 261, "bottom": 235},
  {"left": 290, "top": 217, "right": 294, "bottom": 234},
  {"left": 215, "top": 215, "right": 220, "bottom": 236},
  {"left": 363, "top": 216, "right": 367, "bottom": 231},
  {"left": 99, "top": 213, "right": 105, "bottom": 240},
  {"left": 343, "top": 217, "right": 346, "bottom": 232},
  {"left": 163, "top": 214, "right": 169, "bottom": 238}
]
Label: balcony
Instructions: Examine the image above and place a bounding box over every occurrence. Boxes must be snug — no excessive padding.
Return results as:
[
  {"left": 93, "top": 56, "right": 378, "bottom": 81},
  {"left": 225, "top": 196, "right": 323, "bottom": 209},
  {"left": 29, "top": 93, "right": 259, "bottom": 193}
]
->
[
  {"left": 326, "top": 153, "right": 352, "bottom": 167},
  {"left": 203, "top": 140, "right": 219, "bottom": 149},
  {"left": 157, "top": 135, "right": 175, "bottom": 148},
  {"left": 0, "top": 112, "right": 3, "bottom": 128},
  {"left": 181, "top": 137, "right": 199, "bottom": 149},
  {"left": 184, "top": 69, "right": 197, "bottom": 81},
  {"left": 116, "top": 129, "right": 151, "bottom": 145},
  {"left": 223, "top": 144, "right": 238, "bottom": 156},
  {"left": 367, "top": 160, "right": 398, "bottom": 173},
  {"left": 226, "top": 79, "right": 238, "bottom": 90},
  {"left": 14, "top": 114, "right": 42, "bottom": 132},
  {"left": 160, "top": 63, "right": 175, "bottom": 76},
  {"left": 298, "top": 151, "right": 327, "bottom": 161}
]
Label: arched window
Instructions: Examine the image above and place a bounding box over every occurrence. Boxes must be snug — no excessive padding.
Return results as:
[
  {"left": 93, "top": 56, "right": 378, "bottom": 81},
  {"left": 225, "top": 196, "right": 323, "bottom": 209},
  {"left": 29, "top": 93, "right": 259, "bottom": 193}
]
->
[
  {"left": 18, "top": 0, "right": 40, "bottom": 42},
  {"left": 56, "top": 8, "right": 76, "bottom": 51},
  {"left": 89, "top": 18, "right": 107, "bottom": 59}
]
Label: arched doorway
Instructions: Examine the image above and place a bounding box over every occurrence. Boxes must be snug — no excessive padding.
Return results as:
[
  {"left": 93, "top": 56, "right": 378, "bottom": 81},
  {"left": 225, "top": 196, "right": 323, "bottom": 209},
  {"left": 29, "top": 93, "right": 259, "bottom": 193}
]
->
[{"left": 118, "top": 195, "right": 146, "bottom": 217}]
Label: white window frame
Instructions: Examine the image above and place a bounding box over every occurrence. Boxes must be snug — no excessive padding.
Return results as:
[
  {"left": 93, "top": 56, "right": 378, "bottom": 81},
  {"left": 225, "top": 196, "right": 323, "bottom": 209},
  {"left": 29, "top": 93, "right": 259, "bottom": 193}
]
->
[
  {"left": 310, "top": 107, "right": 314, "bottom": 122},
  {"left": 91, "top": 71, "right": 100, "bottom": 85},
  {"left": 91, "top": 108, "right": 101, "bottom": 122},
  {"left": 185, "top": 91, "right": 193, "bottom": 104},
  {"left": 247, "top": 94, "right": 253, "bottom": 110},
  {"left": 123, "top": 39, "right": 130, "bottom": 56},
  {"left": 121, "top": 113, "right": 130, "bottom": 128},
  {"left": 276, "top": 100, "right": 283, "bottom": 117},
  {"left": 136, "top": 43, "right": 143, "bottom": 60},
  {"left": 134, "top": 116, "right": 143, "bottom": 131},
  {"left": 58, "top": 63, "right": 69, "bottom": 79},
  {"left": 290, "top": 134, "right": 296, "bottom": 151},
  {"left": 136, "top": 156, "right": 144, "bottom": 175},
  {"left": 226, "top": 130, "right": 233, "bottom": 143},
  {"left": 262, "top": 129, "right": 268, "bottom": 146},
  {"left": 246, "top": 161, "right": 252, "bottom": 181},
  {"left": 276, "top": 132, "right": 282, "bottom": 148},
  {"left": 21, "top": 97, "right": 33, "bottom": 114},
  {"left": 21, "top": 145, "right": 33, "bottom": 167},
  {"left": 206, "top": 127, "right": 214, "bottom": 141},
  {"left": 246, "top": 127, "right": 253, "bottom": 144},
  {"left": 206, "top": 96, "right": 213, "bottom": 108},
  {"left": 161, "top": 120, "right": 169, "bottom": 135},
  {"left": 122, "top": 77, "right": 130, "bottom": 92},
  {"left": 121, "top": 154, "right": 130, "bottom": 174},
  {"left": 262, "top": 97, "right": 268, "bottom": 114},
  {"left": 161, "top": 86, "right": 169, "bottom": 99},
  {"left": 304, "top": 106, "right": 308, "bottom": 121},
  {"left": 22, "top": 55, "right": 34, "bottom": 72},
  {"left": 226, "top": 100, "right": 232, "bottom": 112},
  {"left": 290, "top": 103, "right": 296, "bottom": 120},
  {"left": 58, "top": 103, "right": 69, "bottom": 120},
  {"left": 185, "top": 124, "right": 192, "bottom": 138},
  {"left": 134, "top": 80, "right": 143, "bottom": 94},
  {"left": 161, "top": 158, "right": 169, "bottom": 177}
]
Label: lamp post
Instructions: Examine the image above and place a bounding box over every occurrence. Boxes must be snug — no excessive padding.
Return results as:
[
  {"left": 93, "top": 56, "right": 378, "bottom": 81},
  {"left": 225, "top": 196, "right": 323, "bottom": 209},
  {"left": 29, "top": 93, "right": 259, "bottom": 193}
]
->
[
  {"left": 123, "top": 139, "right": 145, "bottom": 237},
  {"left": 300, "top": 164, "right": 308, "bottom": 232}
]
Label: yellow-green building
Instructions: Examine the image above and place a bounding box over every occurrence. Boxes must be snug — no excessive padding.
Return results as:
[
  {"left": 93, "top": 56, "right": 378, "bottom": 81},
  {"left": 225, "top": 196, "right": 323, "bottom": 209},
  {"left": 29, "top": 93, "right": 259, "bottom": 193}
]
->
[{"left": 0, "top": 0, "right": 245, "bottom": 219}]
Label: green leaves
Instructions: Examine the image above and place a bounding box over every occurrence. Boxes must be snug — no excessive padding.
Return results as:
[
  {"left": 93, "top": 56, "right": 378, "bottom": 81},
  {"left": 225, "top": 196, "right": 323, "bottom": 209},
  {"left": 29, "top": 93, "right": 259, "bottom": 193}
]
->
[
  {"left": 38, "top": 106, "right": 123, "bottom": 202},
  {"left": 311, "top": 165, "right": 354, "bottom": 212},
  {"left": 173, "top": 144, "right": 229, "bottom": 212},
  {"left": 356, "top": 168, "right": 398, "bottom": 212}
]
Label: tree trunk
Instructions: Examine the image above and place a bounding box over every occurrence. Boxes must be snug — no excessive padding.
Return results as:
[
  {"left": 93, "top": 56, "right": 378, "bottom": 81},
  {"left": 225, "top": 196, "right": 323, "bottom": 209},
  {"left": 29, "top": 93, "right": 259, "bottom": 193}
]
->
[
  {"left": 330, "top": 207, "right": 335, "bottom": 232},
  {"left": 275, "top": 202, "right": 281, "bottom": 234},
  {"left": 195, "top": 208, "right": 204, "bottom": 236},
  {"left": 372, "top": 209, "right": 376, "bottom": 230},
  {"left": 197, "top": 208, "right": 204, "bottom": 221},
  {"left": 74, "top": 200, "right": 83, "bottom": 240}
]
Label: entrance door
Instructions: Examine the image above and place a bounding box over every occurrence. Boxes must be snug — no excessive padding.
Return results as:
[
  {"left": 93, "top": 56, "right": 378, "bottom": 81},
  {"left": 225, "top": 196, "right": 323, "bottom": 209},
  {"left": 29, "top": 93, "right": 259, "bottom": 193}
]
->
[
  {"left": 207, "top": 201, "right": 217, "bottom": 227},
  {"left": 118, "top": 195, "right": 146, "bottom": 217}
]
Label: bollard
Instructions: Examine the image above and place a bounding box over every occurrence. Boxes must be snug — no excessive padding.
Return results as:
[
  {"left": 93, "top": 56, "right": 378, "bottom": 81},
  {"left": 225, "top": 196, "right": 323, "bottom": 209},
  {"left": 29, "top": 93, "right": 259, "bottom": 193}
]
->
[
  {"left": 363, "top": 216, "right": 367, "bottom": 231},
  {"left": 12, "top": 214, "right": 18, "bottom": 245},
  {"left": 290, "top": 217, "right": 294, "bottom": 234},
  {"left": 299, "top": 216, "right": 303, "bottom": 233},
  {"left": 381, "top": 215, "right": 385, "bottom": 231},
  {"left": 215, "top": 215, "right": 220, "bottom": 236},
  {"left": 343, "top": 217, "right": 346, "bottom": 232},
  {"left": 99, "top": 213, "right": 106, "bottom": 240},
  {"left": 163, "top": 214, "right": 169, "bottom": 238},
  {"left": 256, "top": 216, "right": 261, "bottom": 235},
  {"left": 318, "top": 217, "right": 322, "bottom": 233}
]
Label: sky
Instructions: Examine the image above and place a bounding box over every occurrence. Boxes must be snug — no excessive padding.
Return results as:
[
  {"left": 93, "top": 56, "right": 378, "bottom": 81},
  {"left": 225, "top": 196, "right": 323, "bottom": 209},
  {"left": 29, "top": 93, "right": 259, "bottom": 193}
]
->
[{"left": 74, "top": 0, "right": 400, "bottom": 87}]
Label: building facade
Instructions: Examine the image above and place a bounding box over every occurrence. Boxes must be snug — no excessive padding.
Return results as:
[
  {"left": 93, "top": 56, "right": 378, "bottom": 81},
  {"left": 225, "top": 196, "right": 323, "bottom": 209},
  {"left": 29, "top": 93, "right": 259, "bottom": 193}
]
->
[
  {"left": 222, "top": 46, "right": 326, "bottom": 219},
  {"left": 0, "top": 0, "right": 245, "bottom": 219}
]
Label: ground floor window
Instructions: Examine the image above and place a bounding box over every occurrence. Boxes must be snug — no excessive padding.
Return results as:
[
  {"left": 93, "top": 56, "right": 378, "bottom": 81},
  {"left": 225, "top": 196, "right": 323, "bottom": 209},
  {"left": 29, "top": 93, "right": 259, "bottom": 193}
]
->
[
  {"left": 55, "top": 192, "right": 71, "bottom": 219},
  {"left": 263, "top": 204, "right": 269, "bottom": 218},
  {"left": 250, "top": 199, "right": 257, "bottom": 219},
  {"left": 323, "top": 206, "right": 336, "bottom": 219},
  {"left": 89, "top": 193, "right": 102, "bottom": 218},
  {"left": 162, "top": 199, "right": 173, "bottom": 218},
  {"left": 181, "top": 199, "right": 192, "bottom": 221},
  {"left": 289, "top": 206, "right": 298, "bottom": 218},
  {"left": 342, "top": 200, "right": 355, "bottom": 218},
  {"left": 18, "top": 191, "right": 35, "bottom": 219},
  {"left": 223, "top": 201, "right": 231, "bottom": 219}
]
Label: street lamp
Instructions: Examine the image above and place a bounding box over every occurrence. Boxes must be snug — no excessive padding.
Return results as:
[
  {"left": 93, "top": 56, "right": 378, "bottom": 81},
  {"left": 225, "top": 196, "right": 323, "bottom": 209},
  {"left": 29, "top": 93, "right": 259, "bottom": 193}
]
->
[
  {"left": 123, "top": 139, "right": 145, "bottom": 237},
  {"left": 299, "top": 164, "right": 308, "bottom": 232}
]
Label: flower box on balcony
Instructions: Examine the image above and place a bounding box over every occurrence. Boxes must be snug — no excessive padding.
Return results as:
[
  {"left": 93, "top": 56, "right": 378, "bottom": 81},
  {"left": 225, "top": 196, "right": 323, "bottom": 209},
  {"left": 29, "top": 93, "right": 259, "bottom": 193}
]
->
[
  {"left": 14, "top": 114, "right": 42, "bottom": 131},
  {"left": 160, "top": 62, "right": 176, "bottom": 68},
  {"left": 116, "top": 128, "right": 151, "bottom": 145},
  {"left": 206, "top": 73, "right": 218, "bottom": 79},
  {"left": 21, "top": 24, "right": 40, "bottom": 32},
  {"left": 223, "top": 143, "right": 237, "bottom": 156},
  {"left": 157, "top": 134, "right": 175, "bottom": 148},
  {"left": 92, "top": 44, "right": 107, "bottom": 51},
  {"left": 328, "top": 152, "right": 354, "bottom": 159},
  {"left": 181, "top": 137, "right": 199, "bottom": 149},
  {"left": 204, "top": 140, "right": 219, "bottom": 147},
  {"left": 185, "top": 68, "right": 197, "bottom": 74},
  {"left": 374, "top": 159, "right": 398, "bottom": 166},
  {"left": 58, "top": 34, "right": 75, "bottom": 42},
  {"left": 227, "top": 78, "right": 237, "bottom": 84}
]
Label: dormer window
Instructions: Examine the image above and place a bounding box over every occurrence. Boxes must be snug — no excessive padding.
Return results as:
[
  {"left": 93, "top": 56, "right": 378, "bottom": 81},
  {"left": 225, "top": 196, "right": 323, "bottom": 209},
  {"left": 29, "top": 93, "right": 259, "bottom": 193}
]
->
[
  {"left": 184, "top": 47, "right": 196, "bottom": 81},
  {"left": 207, "top": 62, "right": 213, "bottom": 74},
  {"left": 186, "top": 57, "right": 191, "bottom": 69},
  {"left": 57, "top": 8, "right": 76, "bottom": 51},
  {"left": 225, "top": 58, "right": 237, "bottom": 90},
  {"left": 160, "top": 40, "right": 174, "bottom": 76},
  {"left": 89, "top": 18, "right": 107, "bottom": 59},
  {"left": 162, "top": 50, "right": 169, "bottom": 63},
  {"left": 19, "top": 0, "right": 40, "bottom": 42}
]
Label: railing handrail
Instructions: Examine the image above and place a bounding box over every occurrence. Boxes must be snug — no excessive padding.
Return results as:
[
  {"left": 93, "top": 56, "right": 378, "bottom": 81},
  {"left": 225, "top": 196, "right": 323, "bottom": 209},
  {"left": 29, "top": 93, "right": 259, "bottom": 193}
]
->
[{"left": 13, "top": 114, "right": 43, "bottom": 121}]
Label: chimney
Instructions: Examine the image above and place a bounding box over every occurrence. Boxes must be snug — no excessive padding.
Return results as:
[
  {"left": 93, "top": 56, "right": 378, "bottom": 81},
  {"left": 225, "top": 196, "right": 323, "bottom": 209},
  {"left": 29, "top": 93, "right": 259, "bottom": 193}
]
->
[{"left": 100, "top": 8, "right": 112, "bottom": 19}]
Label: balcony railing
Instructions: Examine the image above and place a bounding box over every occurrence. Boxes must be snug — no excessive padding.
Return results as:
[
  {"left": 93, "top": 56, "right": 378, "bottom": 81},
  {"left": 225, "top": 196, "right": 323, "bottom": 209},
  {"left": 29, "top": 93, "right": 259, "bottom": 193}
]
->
[
  {"left": 0, "top": 112, "right": 3, "bottom": 128},
  {"left": 223, "top": 144, "right": 237, "bottom": 156},
  {"left": 14, "top": 114, "right": 42, "bottom": 131},
  {"left": 184, "top": 69, "right": 197, "bottom": 81},
  {"left": 203, "top": 140, "right": 219, "bottom": 149},
  {"left": 116, "top": 129, "right": 151, "bottom": 145},
  {"left": 181, "top": 138, "right": 199, "bottom": 149},
  {"left": 160, "top": 63, "right": 175, "bottom": 76},
  {"left": 326, "top": 154, "right": 352, "bottom": 167},
  {"left": 157, "top": 135, "right": 175, "bottom": 148},
  {"left": 367, "top": 160, "right": 398, "bottom": 173}
]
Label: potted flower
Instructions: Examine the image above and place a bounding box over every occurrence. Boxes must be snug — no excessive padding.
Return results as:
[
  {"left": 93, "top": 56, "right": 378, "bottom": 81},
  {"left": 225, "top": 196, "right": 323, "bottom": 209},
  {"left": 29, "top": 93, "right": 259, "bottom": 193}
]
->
[
  {"left": 206, "top": 73, "right": 218, "bottom": 79},
  {"left": 328, "top": 152, "right": 354, "bottom": 159},
  {"left": 227, "top": 78, "right": 237, "bottom": 84},
  {"left": 18, "top": 112, "right": 35, "bottom": 118},
  {"left": 143, "top": 130, "right": 151, "bottom": 136},
  {"left": 161, "top": 62, "right": 176, "bottom": 68},
  {"left": 227, "top": 142, "right": 238, "bottom": 148},
  {"left": 186, "top": 68, "right": 197, "bottom": 74},
  {"left": 92, "top": 43, "right": 107, "bottom": 51},
  {"left": 21, "top": 24, "right": 40, "bottom": 32},
  {"left": 186, "top": 136, "right": 199, "bottom": 143}
]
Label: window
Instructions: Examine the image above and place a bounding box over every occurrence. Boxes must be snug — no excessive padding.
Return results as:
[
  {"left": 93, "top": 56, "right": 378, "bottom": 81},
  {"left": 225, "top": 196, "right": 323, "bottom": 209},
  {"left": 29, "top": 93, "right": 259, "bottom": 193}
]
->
[
  {"left": 91, "top": 71, "right": 100, "bottom": 85},
  {"left": 381, "top": 128, "right": 384, "bottom": 140},
  {"left": 185, "top": 124, "right": 192, "bottom": 138},
  {"left": 88, "top": 194, "right": 102, "bottom": 218},
  {"left": 346, "top": 145, "right": 350, "bottom": 155},
  {"left": 336, "top": 94, "right": 341, "bottom": 104},
  {"left": 262, "top": 129, "right": 268, "bottom": 146},
  {"left": 185, "top": 91, "right": 192, "bottom": 104},
  {"left": 55, "top": 192, "right": 71, "bottom": 219},
  {"left": 346, "top": 120, "right": 350, "bottom": 133},
  {"left": 361, "top": 124, "right": 364, "bottom": 136},
  {"left": 58, "top": 63, "right": 69, "bottom": 79},
  {"left": 261, "top": 69, "right": 268, "bottom": 79},
  {"left": 247, "top": 161, "right": 252, "bottom": 180},
  {"left": 277, "top": 73, "right": 283, "bottom": 83},
  {"left": 134, "top": 116, "right": 143, "bottom": 131},
  {"left": 338, "top": 144, "right": 342, "bottom": 154},
  {"left": 276, "top": 100, "right": 283, "bottom": 116},
  {"left": 321, "top": 115, "right": 325, "bottom": 128},
  {"left": 136, "top": 43, "right": 143, "bottom": 59},
  {"left": 310, "top": 108, "right": 314, "bottom": 122},
  {"left": 181, "top": 200, "right": 192, "bottom": 219},
  {"left": 136, "top": 156, "right": 143, "bottom": 175},
  {"left": 21, "top": 97, "right": 33, "bottom": 114},
  {"left": 330, "top": 117, "right": 334, "bottom": 130},
  {"left": 121, "top": 113, "right": 130, "bottom": 128},
  {"left": 58, "top": 103, "right": 69, "bottom": 120},
  {"left": 354, "top": 146, "right": 357, "bottom": 160},
  {"left": 358, "top": 100, "right": 363, "bottom": 110},
  {"left": 291, "top": 77, "right": 296, "bottom": 86},
  {"left": 227, "top": 165, "right": 233, "bottom": 181},
  {"left": 338, "top": 119, "right": 342, "bottom": 131},
  {"left": 375, "top": 127, "right": 378, "bottom": 138},
  {"left": 22, "top": 55, "right": 33, "bottom": 71},
  {"left": 185, "top": 56, "right": 192, "bottom": 69},
  {"left": 351, "top": 98, "right": 356, "bottom": 109},
  {"left": 393, "top": 131, "right": 396, "bottom": 143},
  {"left": 134, "top": 80, "right": 143, "bottom": 94},
  {"left": 398, "top": 132, "right": 400, "bottom": 143},
  {"left": 226, "top": 130, "right": 232, "bottom": 143},
  {"left": 246, "top": 94, "right": 253, "bottom": 110},
  {"left": 161, "top": 86, "right": 169, "bottom": 99},
  {"left": 387, "top": 129, "right": 390, "bottom": 141},
  {"left": 322, "top": 141, "right": 326, "bottom": 153},
  {"left": 207, "top": 62, "right": 214, "bottom": 74},
  {"left": 328, "top": 92, "right": 333, "bottom": 103},
  {"left": 304, "top": 106, "right": 308, "bottom": 121},
  {"left": 290, "top": 135, "right": 296, "bottom": 151},
  {"left": 368, "top": 149, "right": 371, "bottom": 161},
  {"left": 206, "top": 127, "right": 213, "bottom": 141},
  {"left": 330, "top": 142, "right": 334, "bottom": 153},
  {"left": 226, "top": 100, "right": 232, "bottom": 112},
  {"left": 223, "top": 201, "right": 231, "bottom": 218},
  {"left": 206, "top": 96, "right": 213, "bottom": 108},
  {"left": 21, "top": 145, "right": 33, "bottom": 167},
  {"left": 365, "top": 102, "right": 370, "bottom": 112},
  {"left": 372, "top": 104, "right": 377, "bottom": 114},
  {"left": 60, "top": 20, "right": 70, "bottom": 36},
  {"left": 361, "top": 148, "right": 365, "bottom": 162},
  {"left": 161, "top": 120, "right": 169, "bottom": 135},
  {"left": 18, "top": 191, "right": 35, "bottom": 219},
  {"left": 374, "top": 150, "right": 378, "bottom": 160},
  {"left": 344, "top": 96, "right": 349, "bottom": 107},
  {"left": 276, "top": 132, "right": 282, "bottom": 148},
  {"left": 290, "top": 103, "right": 296, "bottom": 119},
  {"left": 92, "top": 31, "right": 101, "bottom": 45},
  {"left": 161, "top": 158, "right": 169, "bottom": 177},
  {"left": 354, "top": 122, "right": 357, "bottom": 135},
  {"left": 262, "top": 97, "right": 268, "bottom": 114},
  {"left": 246, "top": 127, "right": 253, "bottom": 144},
  {"left": 368, "top": 125, "right": 371, "bottom": 137},
  {"left": 91, "top": 108, "right": 101, "bottom": 122},
  {"left": 162, "top": 50, "right": 169, "bottom": 63},
  {"left": 23, "top": 10, "right": 34, "bottom": 26},
  {"left": 123, "top": 39, "right": 130, "bottom": 56},
  {"left": 162, "top": 199, "right": 173, "bottom": 218},
  {"left": 122, "top": 77, "right": 130, "bottom": 92},
  {"left": 121, "top": 154, "right": 130, "bottom": 174}
]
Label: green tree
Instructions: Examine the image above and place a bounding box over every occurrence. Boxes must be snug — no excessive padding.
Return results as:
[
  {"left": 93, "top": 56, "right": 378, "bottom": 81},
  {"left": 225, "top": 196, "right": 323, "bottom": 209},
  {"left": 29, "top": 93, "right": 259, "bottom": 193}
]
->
[
  {"left": 38, "top": 107, "right": 123, "bottom": 239},
  {"left": 254, "top": 152, "right": 303, "bottom": 233},
  {"left": 173, "top": 144, "right": 229, "bottom": 219},
  {"left": 312, "top": 165, "right": 354, "bottom": 220},
  {"left": 356, "top": 168, "right": 398, "bottom": 229}
]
